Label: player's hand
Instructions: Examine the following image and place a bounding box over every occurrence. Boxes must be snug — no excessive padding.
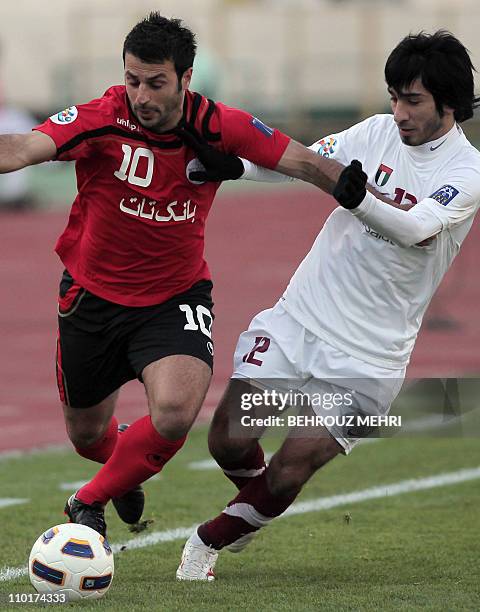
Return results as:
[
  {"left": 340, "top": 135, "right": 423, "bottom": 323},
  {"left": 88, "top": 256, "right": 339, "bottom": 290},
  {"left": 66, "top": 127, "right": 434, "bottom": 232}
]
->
[
  {"left": 174, "top": 122, "right": 245, "bottom": 182},
  {"left": 333, "top": 160, "right": 368, "bottom": 209}
]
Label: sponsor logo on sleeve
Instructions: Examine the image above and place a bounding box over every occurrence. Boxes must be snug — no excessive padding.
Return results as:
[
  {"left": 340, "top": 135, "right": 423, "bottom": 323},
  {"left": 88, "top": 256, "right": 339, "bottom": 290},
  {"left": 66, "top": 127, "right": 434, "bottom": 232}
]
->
[
  {"left": 374, "top": 163, "right": 393, "bottom": 187},
  {"left": 429, "top": 184, "right": 459, "bottom": 206},
  {"left": 251, "top": 117, "right": 274, "bottom": 137},
  {"left": 50, "top": 106, "right": 78, "bottom": 125},
  {"left": 315, "top": 137, "right": 338, "bottom": 158}
]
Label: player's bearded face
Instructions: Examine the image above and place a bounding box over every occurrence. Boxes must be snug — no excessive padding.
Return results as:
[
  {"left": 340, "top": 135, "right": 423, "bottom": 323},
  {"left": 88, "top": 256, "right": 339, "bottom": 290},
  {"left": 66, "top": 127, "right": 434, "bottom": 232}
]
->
[
  {"left": 124, "top": 54, "right": 192, "bottom": 132},
  {"left": 389, "top": 79, "right": 455, "bottom": 146}
]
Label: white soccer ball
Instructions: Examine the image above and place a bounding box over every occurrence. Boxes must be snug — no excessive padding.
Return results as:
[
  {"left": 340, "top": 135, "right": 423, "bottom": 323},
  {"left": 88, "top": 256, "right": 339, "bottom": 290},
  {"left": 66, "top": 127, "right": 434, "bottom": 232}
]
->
[{"left": 28, "top": 523, "right": 114, "bottom": 601}]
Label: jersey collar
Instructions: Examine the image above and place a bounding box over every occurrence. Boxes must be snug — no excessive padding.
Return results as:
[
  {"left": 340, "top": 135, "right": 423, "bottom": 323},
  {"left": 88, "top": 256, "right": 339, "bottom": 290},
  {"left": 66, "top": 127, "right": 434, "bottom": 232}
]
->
[{"left": 402, "top": 123, "right": 462, "bottom": 161}]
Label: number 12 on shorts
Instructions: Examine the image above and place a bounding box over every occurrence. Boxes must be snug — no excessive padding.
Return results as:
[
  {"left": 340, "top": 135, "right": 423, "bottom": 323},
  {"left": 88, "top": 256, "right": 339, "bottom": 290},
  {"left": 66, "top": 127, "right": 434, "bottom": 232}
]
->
[
  {"left": 243, "top": 336, "right": 270, "bottom": 366},
  {"left": 179, "top": 304, "right": 213, "bottom": 338}
]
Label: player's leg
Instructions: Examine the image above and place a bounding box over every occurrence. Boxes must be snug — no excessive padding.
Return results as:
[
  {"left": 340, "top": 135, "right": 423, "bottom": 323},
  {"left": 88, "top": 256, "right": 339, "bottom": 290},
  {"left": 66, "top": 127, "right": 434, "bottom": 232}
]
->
[
  {"left": 57, "top": 271, "right": 147, "bottom": 530},
  {"left": 198, "top": 425, "right": 342, "bottom": 549},
  {"left": 62, "top": 391, "right": 119, "bottom": 461},
  {"left": 57, "top": 269, "right": 127, "bottom": 461},
  {"left": 73, "top": 281, "right": 215, "bottom": 514},
  {"left": 143, "top": 354, "right": 212, "bottom": 439},
  {"left": 178, "top": 334, "right": 406, "bottom": 579},
  {"left": 74, "top": 355, "right": 211, "bottom": 509},
  {"left": 177, "top": 304, "right": 313, "bottom": 579},
  {"left": 207, "top": 379, "right": 269, "bottom": 490},
  {"left": 194, "top": 342, "right": 404, "bottom": 556},
  {"left": 206, "top": 306, "right": 303, "bottom": 492},
  {"left": 177, "top": 422, "right": 343, "bottom": 581},
  {"left": 176, "top": 380, "right": 270, "bottom": 582}
]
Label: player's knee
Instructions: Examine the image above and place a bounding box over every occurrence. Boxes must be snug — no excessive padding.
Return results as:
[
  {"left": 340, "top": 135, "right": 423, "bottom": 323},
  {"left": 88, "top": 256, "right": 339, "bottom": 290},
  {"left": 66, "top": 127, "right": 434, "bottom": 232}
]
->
[
  {"left": 266, "top": 461, "right": 308, "bottom": 498},
  {"left": 207, "top": 430, "right": 250, "bottom": 466},
  {"left": 150, "top": 405, "right": 193, "bottom": 440},
  {"left": 207, "top": 419, "right": 232, "bottom": 462},
  {"left": 66, "top": 421, "right": 106, "bottom": 449},
  {"left": 267, "top": 438, "right": 342, "bottom": 497}
]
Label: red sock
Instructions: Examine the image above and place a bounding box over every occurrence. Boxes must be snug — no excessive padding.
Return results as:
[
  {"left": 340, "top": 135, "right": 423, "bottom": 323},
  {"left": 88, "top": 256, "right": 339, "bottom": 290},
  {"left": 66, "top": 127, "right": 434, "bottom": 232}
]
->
[
  {"left": 74, "top": 417, "right": 119, "bottom": 464},
  {"left": 197, "top": 471, "right": 297, "bottom": 549},
  {"left": 219, "top": 443, "right": 266, "bottom": 489},
  {"left": 76, "top": 415, "right": 186, "bottom": 505}
]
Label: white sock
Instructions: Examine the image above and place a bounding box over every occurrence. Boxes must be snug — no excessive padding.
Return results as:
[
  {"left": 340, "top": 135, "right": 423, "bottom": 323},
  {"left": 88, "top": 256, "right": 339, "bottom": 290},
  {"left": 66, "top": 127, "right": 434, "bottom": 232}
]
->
[{"left": 190, "top": 529, "right": 209, "bottom": 547}]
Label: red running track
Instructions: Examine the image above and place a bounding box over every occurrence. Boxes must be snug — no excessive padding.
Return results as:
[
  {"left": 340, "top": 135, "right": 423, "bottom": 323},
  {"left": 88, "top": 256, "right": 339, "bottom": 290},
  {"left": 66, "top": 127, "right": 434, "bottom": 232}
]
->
[{"left": 1, "top": 187, "right": 479, "bottom": 451}]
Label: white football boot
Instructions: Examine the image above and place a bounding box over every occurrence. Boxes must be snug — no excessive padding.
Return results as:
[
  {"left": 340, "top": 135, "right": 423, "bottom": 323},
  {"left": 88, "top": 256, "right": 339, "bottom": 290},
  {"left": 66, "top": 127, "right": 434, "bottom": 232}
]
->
[{"left": 176, "top": 532, "right": 218, "bottom": 581}]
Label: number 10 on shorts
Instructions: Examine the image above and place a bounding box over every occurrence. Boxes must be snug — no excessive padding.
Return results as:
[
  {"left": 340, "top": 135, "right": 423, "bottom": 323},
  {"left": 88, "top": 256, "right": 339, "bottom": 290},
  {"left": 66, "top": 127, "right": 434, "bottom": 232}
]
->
[{"left": 179, "top": 304, "right": 213, "bottom": 338}]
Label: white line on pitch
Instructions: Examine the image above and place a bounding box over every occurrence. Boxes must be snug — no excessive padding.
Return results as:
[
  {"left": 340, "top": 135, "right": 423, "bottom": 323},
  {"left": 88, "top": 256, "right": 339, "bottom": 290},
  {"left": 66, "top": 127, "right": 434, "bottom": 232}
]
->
[
  {"left": 2, "top": 464, "right": 479, "bottom": 583},
  {"left": 285, "top": 466, "right": 480, "bottom": 515},
  {"left": 58, "top": 481, "right": 89, "bottom": 491},
  {"left": 0, "top": 444, "right": 69, "bottom": 462},
  {"left": 58, "top": 474, "right": 162, "bottom": 492},
  {"left": 188, "top": 452, "right": 274, "bottom": 471},
  {"left": 0, "top": 498, "right": 29, "bottom": 509}
]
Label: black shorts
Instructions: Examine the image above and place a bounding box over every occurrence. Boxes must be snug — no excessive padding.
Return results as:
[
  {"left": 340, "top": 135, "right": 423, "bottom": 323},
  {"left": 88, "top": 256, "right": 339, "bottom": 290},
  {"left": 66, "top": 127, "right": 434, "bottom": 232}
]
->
[{"left": 56, "top": 270, "right": 214, "bottom": 408}]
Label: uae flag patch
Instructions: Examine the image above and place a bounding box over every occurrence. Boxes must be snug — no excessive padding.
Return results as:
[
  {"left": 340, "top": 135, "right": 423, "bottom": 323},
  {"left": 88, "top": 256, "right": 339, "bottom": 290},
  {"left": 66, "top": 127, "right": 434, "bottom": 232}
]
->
[{"left": 375, "top": 163, "right": 393, "bottom": 187}]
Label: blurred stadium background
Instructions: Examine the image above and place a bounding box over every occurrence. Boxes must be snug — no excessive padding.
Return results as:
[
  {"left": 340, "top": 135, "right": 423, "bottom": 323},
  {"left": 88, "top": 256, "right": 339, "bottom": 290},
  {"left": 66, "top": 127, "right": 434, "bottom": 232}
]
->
[{"left": 1, "top": 0, "right": 480, "bottom": 452}]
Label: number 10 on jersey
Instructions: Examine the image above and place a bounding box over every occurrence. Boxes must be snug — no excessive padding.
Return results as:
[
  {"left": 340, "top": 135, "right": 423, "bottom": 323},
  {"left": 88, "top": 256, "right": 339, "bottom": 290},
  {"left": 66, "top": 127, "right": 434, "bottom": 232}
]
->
[{"left": 114, "top": 144, "right": 154, "bottom": 187}]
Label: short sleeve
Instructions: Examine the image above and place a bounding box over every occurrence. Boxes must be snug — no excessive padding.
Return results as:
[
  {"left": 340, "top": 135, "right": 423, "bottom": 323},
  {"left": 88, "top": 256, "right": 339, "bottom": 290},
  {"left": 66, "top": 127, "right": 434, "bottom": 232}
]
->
[
  {"left": 217, "top": 103, "right": 290, "bottom": 170},
  {"left": 33, "top": 95, "right": 113, "bottom": 161}
]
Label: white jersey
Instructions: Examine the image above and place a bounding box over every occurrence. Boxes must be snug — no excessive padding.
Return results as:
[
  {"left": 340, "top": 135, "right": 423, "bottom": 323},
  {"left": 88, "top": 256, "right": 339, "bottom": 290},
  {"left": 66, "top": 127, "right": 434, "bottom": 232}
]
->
[{"left": 280, "top": 114, "right": 480, "bottom": 369}]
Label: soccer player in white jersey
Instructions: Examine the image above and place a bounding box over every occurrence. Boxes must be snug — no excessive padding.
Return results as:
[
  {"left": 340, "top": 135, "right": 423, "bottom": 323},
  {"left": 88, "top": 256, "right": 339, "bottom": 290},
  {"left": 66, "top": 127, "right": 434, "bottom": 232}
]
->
[{"left": 176, "top": 31, "right": 480, "bottom": 581}]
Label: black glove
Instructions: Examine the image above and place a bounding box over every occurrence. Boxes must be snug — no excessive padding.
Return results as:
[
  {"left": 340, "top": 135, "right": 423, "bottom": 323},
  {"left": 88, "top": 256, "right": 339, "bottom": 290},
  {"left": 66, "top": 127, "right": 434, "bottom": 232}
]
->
[
  {"left": 333, "top": 159, "right": 368, "bottom": 209},
  {"left": 174, "top": 122, "right": 245, "bottom": 182}
]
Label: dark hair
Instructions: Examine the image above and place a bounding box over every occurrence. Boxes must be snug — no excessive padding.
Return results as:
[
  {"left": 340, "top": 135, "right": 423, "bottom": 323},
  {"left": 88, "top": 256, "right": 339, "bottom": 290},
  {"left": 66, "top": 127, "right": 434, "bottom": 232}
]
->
[
  {"left": 385, "top": 30, "right": 480, "bottom": 122},
  {"left": 123, "top": 12, "right": 197, "bottom": 83}
]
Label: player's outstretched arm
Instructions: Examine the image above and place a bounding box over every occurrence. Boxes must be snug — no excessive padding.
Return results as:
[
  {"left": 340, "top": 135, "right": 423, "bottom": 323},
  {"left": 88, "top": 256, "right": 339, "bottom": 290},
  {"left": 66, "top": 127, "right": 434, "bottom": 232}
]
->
[
  {"left": 176, "top": 123, "right": 408, "bottom": 211},
  {"left": 274, "top": 139, "right": 344, "bottom": 193},
  {"left": 275, "top": 140, "right": 415, "bottom": 210},
  {"left": 0, "top": 131, "right": 56, "bottom": 173}
]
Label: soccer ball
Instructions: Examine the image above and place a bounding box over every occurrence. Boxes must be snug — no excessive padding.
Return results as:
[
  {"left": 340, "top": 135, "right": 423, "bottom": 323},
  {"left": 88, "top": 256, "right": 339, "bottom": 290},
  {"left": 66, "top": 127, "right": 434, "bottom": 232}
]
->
[{"left": 29, "top": 523, "right": 114, "bottom": 601}]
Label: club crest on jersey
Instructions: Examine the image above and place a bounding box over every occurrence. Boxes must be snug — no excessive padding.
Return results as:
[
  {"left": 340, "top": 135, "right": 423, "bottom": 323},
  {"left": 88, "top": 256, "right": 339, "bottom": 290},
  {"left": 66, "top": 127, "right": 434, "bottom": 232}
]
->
[
  {"left": 315, "top": 137, "right": 338, "bottom": 158},
  {"left": 375, "top": 163, "right": 393, "bottom": 187},
  {"left": 50, "top": 106, "right": 78, "bottom": 125},
  {"left": 251, "top": 117, "right": 274, "bottom": 138},
  {"left": 429, "top": 184, "right": 459, "bottom": 206}
]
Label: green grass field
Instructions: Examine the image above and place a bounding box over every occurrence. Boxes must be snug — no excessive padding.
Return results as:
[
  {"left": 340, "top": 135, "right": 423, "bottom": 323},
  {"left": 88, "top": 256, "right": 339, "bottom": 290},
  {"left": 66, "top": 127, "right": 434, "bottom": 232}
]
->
[{"left": 0, "top": 424, "right": 479, "bottom": 611}]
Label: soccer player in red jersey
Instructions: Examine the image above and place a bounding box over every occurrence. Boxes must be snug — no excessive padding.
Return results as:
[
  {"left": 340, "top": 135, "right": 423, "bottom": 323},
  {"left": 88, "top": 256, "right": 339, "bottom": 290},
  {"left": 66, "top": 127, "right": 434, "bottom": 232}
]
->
[{"left": 0, "top": 13, "right": 353, "bottom": 537}]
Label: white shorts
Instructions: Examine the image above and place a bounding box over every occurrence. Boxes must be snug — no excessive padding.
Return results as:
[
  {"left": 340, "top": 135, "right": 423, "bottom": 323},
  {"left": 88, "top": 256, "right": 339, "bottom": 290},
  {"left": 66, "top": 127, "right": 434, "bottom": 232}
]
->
[{"left": 233, "top": 302, "right": 406, "bottom": 453}]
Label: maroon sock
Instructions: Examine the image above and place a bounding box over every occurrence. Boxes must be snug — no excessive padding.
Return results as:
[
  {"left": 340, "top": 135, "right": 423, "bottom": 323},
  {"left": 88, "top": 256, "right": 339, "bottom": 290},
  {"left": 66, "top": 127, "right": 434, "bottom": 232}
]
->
[
  {"left": 197, "top": 471, "right": 297, "bottom": 549},
  {"left": 74, "top": 416, "right": 119, "bottom": 464},
  {"left": 76, "top": 415, "right": 185, "bottom": 505},
  {"left": 220, "top": 443, "right": 266, "bottom": 489}
]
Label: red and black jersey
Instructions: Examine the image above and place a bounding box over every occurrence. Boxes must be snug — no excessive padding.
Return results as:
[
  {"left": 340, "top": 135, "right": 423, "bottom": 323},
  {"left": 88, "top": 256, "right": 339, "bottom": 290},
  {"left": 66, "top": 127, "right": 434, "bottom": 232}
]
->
[{"left": 35, "top": 86, "right": 290, "bottom": 306}]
